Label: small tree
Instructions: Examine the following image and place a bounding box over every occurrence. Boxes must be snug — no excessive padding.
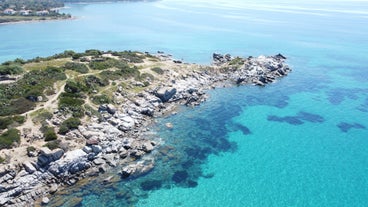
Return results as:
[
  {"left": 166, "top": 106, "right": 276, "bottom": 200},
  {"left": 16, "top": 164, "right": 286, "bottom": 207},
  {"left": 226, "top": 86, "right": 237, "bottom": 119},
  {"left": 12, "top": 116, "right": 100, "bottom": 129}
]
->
[{"left": 44, "top": 127, "right": 57, "bottom": 141}]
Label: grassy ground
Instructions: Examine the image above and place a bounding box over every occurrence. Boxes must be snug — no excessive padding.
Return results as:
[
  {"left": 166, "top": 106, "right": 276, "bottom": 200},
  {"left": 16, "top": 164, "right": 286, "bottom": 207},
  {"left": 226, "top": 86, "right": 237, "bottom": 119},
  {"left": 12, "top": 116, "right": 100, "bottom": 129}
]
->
[{"left": 23, "top": 58, "right": 70, "bottom": 71}]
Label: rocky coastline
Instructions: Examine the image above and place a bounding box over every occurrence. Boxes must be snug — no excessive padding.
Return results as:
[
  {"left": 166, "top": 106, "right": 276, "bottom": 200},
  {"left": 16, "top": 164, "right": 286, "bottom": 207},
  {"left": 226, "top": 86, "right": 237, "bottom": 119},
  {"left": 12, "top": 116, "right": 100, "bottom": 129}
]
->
[{"left": 0, "top": 52, "right": 291, "bottom": 206}]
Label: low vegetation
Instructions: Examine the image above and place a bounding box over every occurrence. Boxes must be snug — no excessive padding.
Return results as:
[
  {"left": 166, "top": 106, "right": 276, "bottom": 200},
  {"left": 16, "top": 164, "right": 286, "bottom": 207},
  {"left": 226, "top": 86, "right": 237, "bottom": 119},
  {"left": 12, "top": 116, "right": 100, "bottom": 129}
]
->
[
  {"left": 58, "top": 117, "right": 81, "bottom": 135},
  {"left": 0, "top": 66, "right": 66, "bottom": 116},
  {"left": 0, "top": 63, "right": 23, "bottom": 75},
  {"left": 0, "top": 116, "right": 25, "bottom": 130},
  {"left": 0, "top": 128, "right": 21, "bottom": 150},
  {"left": 0, "top": 49, "right": 154, "bottom": 150},
  {"left": 44, "top": 140, "right": 60, "bottom": 150},
  {"left": 151, "top": 67, "right": 164, "bottom": 75},
  {"left": 64, "top": 62, "right": 89, "bottom": 74},
  {"left": 0, "top": 156, "right": 5, "bottom": 164},
  {"left": 91, "top": 94, "right": 111, "bottom": 105},
  {"left": 43, "top": 126, "right": 57, "bottom": 141}
]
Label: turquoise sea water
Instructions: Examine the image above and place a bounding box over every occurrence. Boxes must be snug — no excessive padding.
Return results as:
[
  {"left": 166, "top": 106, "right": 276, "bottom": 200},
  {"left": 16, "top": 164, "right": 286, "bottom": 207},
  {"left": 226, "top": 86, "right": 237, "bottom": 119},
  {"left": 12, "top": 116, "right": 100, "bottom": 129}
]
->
[{"left": 1, "top": 0, "right": 368, "bottom": 206}]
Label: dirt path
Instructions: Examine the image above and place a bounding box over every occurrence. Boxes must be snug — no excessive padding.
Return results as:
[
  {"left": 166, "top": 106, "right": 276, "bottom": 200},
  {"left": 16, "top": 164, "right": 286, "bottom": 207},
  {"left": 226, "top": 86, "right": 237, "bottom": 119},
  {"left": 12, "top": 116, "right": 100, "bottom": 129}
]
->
[{"left": 21, "top": 81, "right": 66, "bottom": 117}]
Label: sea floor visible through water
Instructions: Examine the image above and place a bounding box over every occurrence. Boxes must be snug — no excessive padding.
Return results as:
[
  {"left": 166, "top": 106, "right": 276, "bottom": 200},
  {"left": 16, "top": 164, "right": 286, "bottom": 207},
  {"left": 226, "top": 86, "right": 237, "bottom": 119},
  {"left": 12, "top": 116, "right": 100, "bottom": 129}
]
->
[{"left": 1, "top": 0, "right": 367, "bottom": 206}]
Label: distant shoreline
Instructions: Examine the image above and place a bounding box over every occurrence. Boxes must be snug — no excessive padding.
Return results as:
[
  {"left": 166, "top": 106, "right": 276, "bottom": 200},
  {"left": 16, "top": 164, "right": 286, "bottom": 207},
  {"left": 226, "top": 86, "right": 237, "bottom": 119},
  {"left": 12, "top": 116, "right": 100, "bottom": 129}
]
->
[{"left": 0, "top": 16, "right": 76, "bottom": 25}]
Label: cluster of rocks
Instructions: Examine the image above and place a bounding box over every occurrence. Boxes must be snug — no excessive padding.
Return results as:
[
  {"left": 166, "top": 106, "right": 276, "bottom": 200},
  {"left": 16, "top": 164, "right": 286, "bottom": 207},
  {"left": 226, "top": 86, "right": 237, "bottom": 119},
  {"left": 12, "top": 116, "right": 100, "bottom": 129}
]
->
[
  {"left": 0, "top": 53, "right": 291, "bottom": 206},
  {"left": 230, "top": 54, "right": 290, "bottom": 86}
]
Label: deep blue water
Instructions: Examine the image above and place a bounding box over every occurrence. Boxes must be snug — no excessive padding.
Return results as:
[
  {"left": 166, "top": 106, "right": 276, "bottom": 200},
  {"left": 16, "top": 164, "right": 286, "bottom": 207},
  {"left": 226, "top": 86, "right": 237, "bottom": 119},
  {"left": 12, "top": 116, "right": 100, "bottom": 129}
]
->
[{"left": 1, "top": 0, "right": 368, "bottom": 206}]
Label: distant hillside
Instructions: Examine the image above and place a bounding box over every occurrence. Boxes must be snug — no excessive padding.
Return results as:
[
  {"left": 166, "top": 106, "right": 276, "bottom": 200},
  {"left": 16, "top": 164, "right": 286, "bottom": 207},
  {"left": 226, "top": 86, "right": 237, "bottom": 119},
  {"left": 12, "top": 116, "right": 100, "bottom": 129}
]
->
[
  {"left": 0, "top": 0, "right": 64, "bottom": 11},
  {"left": 59, "top": 0, "right": 145, "bottom": 2}
]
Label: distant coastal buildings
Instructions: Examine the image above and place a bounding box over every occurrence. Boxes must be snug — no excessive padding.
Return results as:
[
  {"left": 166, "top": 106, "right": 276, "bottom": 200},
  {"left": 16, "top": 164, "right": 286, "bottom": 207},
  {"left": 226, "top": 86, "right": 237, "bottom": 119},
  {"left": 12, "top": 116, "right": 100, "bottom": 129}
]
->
[
  {"left": 3, "top": 8, "right": 16, "bottom": 15},
  {"left": 1, "top": 8, "right": 55, "bottom": 16}
]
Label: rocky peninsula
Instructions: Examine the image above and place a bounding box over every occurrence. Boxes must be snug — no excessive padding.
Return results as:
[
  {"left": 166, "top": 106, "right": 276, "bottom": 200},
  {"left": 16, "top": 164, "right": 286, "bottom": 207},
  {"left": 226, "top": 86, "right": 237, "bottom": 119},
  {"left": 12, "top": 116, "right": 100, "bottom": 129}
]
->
[{"left": 0, "top": 50, "right": 291, "bottom": 206}]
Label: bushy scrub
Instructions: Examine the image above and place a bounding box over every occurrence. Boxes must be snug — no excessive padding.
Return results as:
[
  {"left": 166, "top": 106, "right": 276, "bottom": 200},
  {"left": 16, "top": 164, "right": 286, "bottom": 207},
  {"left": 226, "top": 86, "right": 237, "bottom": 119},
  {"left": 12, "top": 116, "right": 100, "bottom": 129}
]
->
[
  {"left": 91, "top": 94, "right": 111, "bottom": 105},
  {"left": 0, "top": 128, "right": 21, "bottom": 150},
  {"left": 89, "top": 58, "right": 120, "bottom": 70},
  {"left": 0, "top": 116, "right": 25, "bottom": 130},
  {"left": 151, "top": 67, "right": 164, "bottom": 75},
  {"left": 0, "top": 66, "right": 66, "bottom": 116},
  {"left": 58, "top": 117, "right": 81, "bottom": 135},
  {"left": 43, "top": 127, "right": 57, "bottom": 141},
  {"left": 111, "top": 51, "right": 144, "bottom": 63},
  {"left": 44, "top": 140, "right": 60, "bottom": 150},
  {"left": 84, "top": 75, "right": 109, "bottom": 89},
  {"left": 64, "top": 62, "right": 89, "bottom": 74},
  {"left": 0, "top": 64, "right": 23, "bottom": 75},
  {"left": 58, "top": 93, "right": 85, "bottom": 117}
]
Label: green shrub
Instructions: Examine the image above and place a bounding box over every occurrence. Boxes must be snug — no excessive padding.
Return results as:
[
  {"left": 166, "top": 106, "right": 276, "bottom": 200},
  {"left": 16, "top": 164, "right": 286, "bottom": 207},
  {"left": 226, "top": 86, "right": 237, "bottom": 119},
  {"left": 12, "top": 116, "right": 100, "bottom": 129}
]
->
[
  {"left": 64, "top": 62, "right": 89, "bottom": 74},
  {"left": 84, "top": 75, "right": 109, "bottom": 89},
  {"left": 32, "top": 110, "right": 53, "bottom": 124},
  {"left": 0, "top": 156, "right": 5, "bottom": 164},
  {"left": 0, "top": 66, "right": 66, "bottom": 116},
  {"left": 0, "top": 64, "right": 23, "bottom": 75},
  {"left": 44, "top": 127, "right": 57, "bottom": 141},
  {"left": 58, "top": 94, "right": 85, "bottom": 117},
  {"left": 151, "top": 67, "right": 164, "bottom": 75},
  {"left": 0, "top": 116, "right": 25, "bottom": 130},
  {"left": 111, "top": 51, "right": 144, "bottom": 63},
  {"left": 12, "top": 115, "right": 25, "bottom": 124},
  {"left": 99, "top": 70, "right": 122, "bottom": 81},
  {"left": 91, "top": 94, "right": 111, "bottom": 105},
  {"left": 89, "top": 58, "right": 120, "bottom": 70},
  {"left": 59, "top": 94, "right": 85, "bottom": 108},
  {"left": 44, "top": 140, "right": 60, "bottom": 150},
  {"left": 229, "top": 57, "right": 244, "bottom": 66},
  {"left": 50, "top": 50, "right": 76, "bottom": 59},
  {"left": 0, "top": 98, "right": 36, "bottom": 116},
  {"left": 58, "top": 117, "right": 81, "bottom": 135},
  {"left": 0, "top": 118, "right": 13, "bottom": 130},
  {"left": 72, "top": 53, "right": 83, "bottom": 60},
  {"left": 65, "top": 80, "right": 88, "bottom": 93},
  {"left": 84, "top": 49, "right": 103, "bottom": 57},
  {"left": 118, "top": 65, "right": 140, "bottom": 79},
  {"left": 140, "top": 73, "right": 155, "bottom": 81},
  {"left": 26, "top": 146, "right": 36, "bottom": 154},
  {"left": 0, "top": 128, "right": 21, "bottom": 150}
]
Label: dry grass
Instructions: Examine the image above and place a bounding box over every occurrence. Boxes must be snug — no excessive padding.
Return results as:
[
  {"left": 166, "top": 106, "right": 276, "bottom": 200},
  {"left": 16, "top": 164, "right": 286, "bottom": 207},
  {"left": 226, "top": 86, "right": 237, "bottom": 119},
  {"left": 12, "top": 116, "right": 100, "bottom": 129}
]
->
[{"left": 23, "top": 58, "right": 70, "bottom": 71}]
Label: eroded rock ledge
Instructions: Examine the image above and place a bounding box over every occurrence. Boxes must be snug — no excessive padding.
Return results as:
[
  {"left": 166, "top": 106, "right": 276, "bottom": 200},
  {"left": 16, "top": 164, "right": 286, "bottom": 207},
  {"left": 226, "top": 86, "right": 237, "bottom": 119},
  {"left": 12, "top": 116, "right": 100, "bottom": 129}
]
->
[{"left": 0, "top": 52, "right": 291, "bottom": 206}]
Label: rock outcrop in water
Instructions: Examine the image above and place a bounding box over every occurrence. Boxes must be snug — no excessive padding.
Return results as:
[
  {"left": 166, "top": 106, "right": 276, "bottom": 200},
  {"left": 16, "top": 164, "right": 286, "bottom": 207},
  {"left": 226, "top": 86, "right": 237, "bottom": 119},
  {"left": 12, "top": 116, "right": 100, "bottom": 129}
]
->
[{"left": 0, "top": 52, "right": 291, "bottom": 206}]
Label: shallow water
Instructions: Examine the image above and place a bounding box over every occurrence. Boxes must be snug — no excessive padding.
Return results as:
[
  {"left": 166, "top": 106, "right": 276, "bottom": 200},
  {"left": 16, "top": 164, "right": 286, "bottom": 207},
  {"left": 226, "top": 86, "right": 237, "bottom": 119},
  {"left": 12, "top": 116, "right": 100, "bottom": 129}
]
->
[{"left": 1, "top": 0, "right": 368, "bottom": 206}]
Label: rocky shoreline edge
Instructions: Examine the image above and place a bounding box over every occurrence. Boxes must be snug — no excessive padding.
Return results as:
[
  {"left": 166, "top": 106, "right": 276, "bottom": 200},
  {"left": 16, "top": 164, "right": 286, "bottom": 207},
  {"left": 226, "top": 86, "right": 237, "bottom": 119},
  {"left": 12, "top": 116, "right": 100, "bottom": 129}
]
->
[{"left": 0, "top": 52, "right": 291, "bottom": 206}]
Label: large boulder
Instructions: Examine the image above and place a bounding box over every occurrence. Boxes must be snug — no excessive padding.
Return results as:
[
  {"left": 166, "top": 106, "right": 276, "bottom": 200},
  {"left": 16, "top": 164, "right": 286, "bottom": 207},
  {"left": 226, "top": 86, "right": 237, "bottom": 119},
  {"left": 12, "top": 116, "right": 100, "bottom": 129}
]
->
[
  {"left": 106, "top": 104, "right": 117, "bottom": 115},
  {"left": 37, "top": 148, "right": 64, "bottom": 167},
  {"left": 118, "top": 116, "right": 135, "bottom": 131},
  {"left": 22, "top": 161, "right": 37, "bottom": 174},
  {"left": 155, "top": 87, "right": 177, "bottom": 102},
  {"left": 69, "top": 161, "right": 91, "bottom": 174}
]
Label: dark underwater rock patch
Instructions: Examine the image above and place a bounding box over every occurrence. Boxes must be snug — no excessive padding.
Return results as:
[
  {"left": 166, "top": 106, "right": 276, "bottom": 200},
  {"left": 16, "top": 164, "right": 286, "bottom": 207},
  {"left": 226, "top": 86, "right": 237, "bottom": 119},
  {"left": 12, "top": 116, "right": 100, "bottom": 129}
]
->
[
  {"left": 337, "top": 122, "right": 366, "bottom": 133},
  {"left": 184, "top": 147, "right": 209, "bottom": 160},
  {"left": 326, "top": 88, "right": 368, "bottom": 105},
  {"left": 267, "top": 115, "right": 304, "bottom": 125},
  {"left": 140, "top": 179, "right": 163, "bottom": 191},
  {"left": 172, "top": 170, "right": 189, "bottom": 183},
  {"left": 187, "top": 180, "right": 198, "bottom": 188},
  {"left": 356, "top": 98, "right": 368, "bottom": 113},
  {"left": 267, "top": 111, "right": 325, "bottom": 125},
  {"left": 229, "top": 123, "right": 252, "bottom": 135},
  {"left": 297, "top": 111, "right": 325, "bottom": 123},
  {"left": 244, "top": 94, "right": 289, "bottom": 109}
]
